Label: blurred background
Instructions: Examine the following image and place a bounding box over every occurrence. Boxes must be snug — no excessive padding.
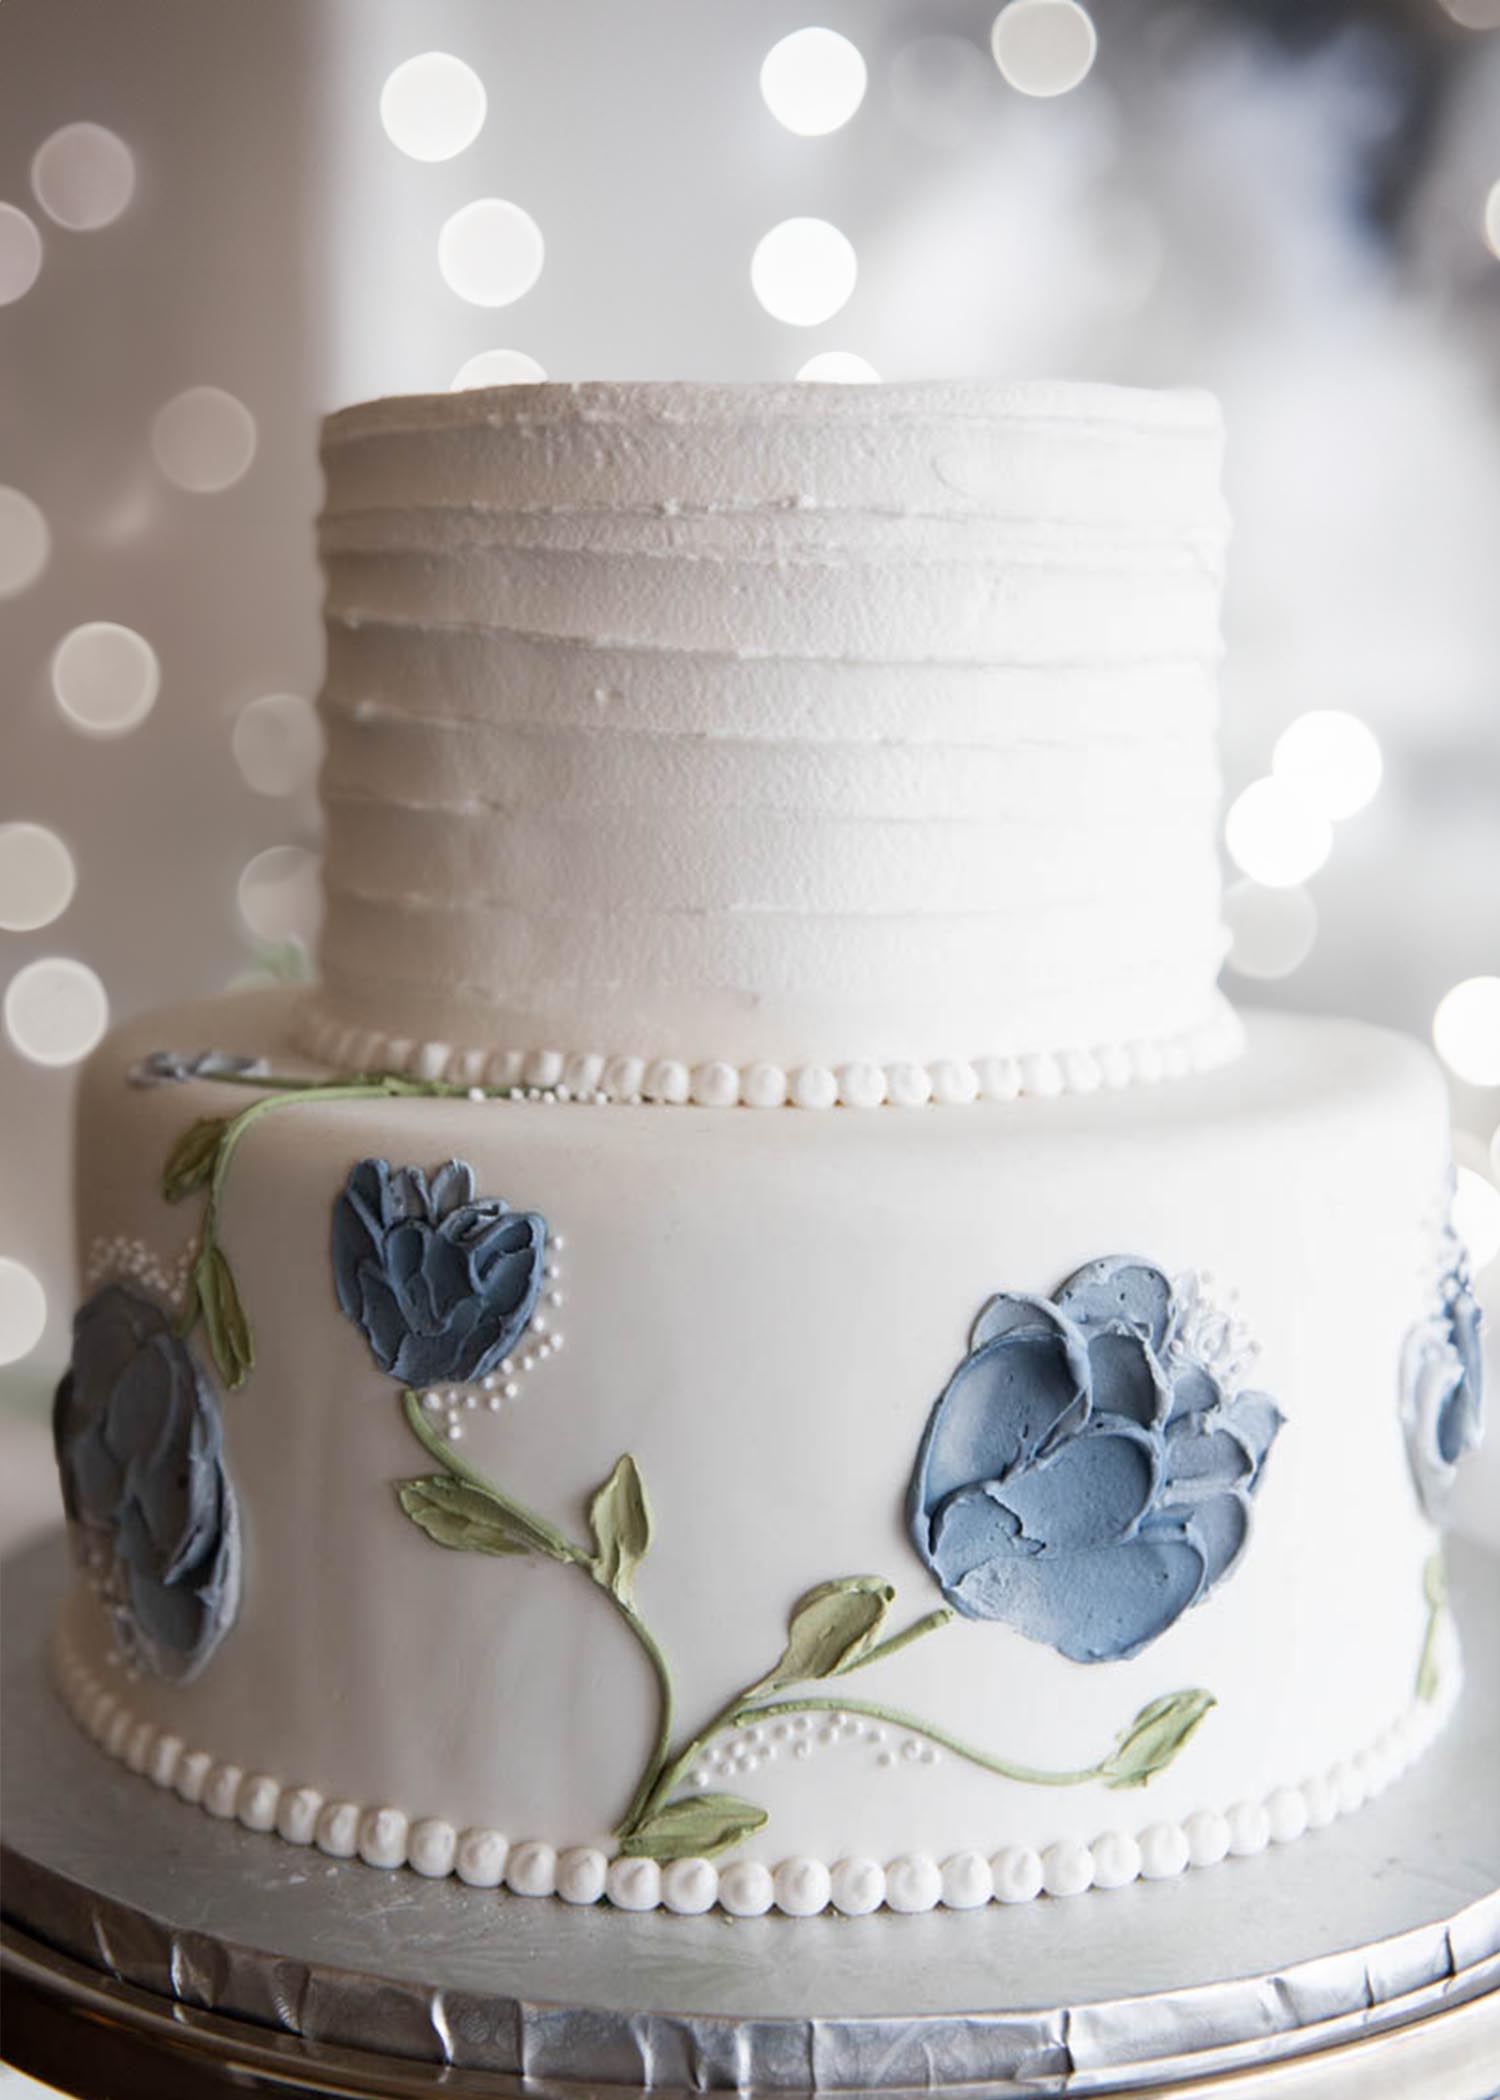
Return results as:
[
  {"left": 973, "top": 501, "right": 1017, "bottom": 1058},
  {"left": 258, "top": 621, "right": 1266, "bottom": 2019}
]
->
[{"left": 1, "top": 0, "right": 1497, "bottom": 1549}]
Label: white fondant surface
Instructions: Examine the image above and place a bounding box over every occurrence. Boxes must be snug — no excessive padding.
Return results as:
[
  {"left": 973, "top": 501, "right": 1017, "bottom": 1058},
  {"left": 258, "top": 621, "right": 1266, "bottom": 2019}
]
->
[
  {"left": 59, "top": 989, "right": 1455, "bottom": 1897},
  {"left": 310, "top": 382, "right": 1231, "bottom": 1073}
]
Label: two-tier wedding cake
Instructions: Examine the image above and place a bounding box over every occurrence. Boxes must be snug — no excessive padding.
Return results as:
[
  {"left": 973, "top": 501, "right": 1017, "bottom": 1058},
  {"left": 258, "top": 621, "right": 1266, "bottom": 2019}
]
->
[{"left": 50, "top": 382, "right": 1483, "bottom": 1918}]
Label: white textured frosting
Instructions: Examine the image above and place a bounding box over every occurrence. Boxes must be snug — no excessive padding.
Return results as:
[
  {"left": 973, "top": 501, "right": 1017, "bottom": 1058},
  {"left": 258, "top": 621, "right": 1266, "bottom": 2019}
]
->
[{"left": 310, "top": 381, "right": 1232, "bottom": 1076}]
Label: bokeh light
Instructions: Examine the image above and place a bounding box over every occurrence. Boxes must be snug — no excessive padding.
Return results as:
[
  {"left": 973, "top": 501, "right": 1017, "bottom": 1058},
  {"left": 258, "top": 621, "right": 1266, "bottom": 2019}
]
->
[
  {"left": 4, "top": 956, "right": 109, "bottom": 1067},
  {"left": 0, "top": 1257, "right": 48, "bottom": 1367},
  {"left": 1223, "top": 778, "right": 1334, "bottom": 889},
  {"left": 0, "top": 202, "right": 44, "bottom": 305},
  {"left": 237, "top": 845, "right": 322, "bottom": 945},
  {"left": 1439, "top": 0, "right": 1500, "bottom": 27},
  {"left": 30, "top": 122, "right": 136, "bottom": 230},
  {"left": 452, "top": 348, "right": 547, "bottom": 390},
  {"left": 1485, "top": 180, "right": 1500, "bottom": 263},
  {"left": 151, "top": 387, "right": 258, "bottom": 494},
  {"left": 1224, "top": 879, "right": 1318, "bottom": 980},
  {"left": 439, "top": 199, "right": 545, "bottom": 308},
  {"left": 751, "top": 217, "right": 857, "bottom": 327},
  {"left": 1271, "top": 709, "right": 1383, "bottom": 822},
  {"left": 51, "top": 622, "right": 160, "bottom": 736},
  {"left": 1454, "top": 1165, "right": 1500, "bottom": 1272},
  {"left": 0, "top": 487, "right": 50, "bottom": 597},
  {"left": 797, "top": 351, "right": 879, "bottom": 383},
  {"left": 1433, "top": 976, "right": 1500, "bottom": 1087},
  {"left": 380, "top": 52, "right": 488, "bottom": 163},
  {"left": 891, "top": 36, "right": 996, "bottom": 150},
  {"left": 0, "top": 823, "right": 77, "bottom": 932},
  {"left": 991, "top": 0, "right": 1098, "bottom": 98},
  {"left": 232, "top": 692, "right": 325, "bottom": 797},
  {"left": 760, "top": 28, "right": 868, "bottom": 137}
]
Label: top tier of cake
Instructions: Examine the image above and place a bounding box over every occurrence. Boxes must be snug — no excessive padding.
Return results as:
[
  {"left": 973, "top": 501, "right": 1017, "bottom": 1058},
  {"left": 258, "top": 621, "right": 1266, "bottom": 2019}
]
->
[{"left": 300, "top": 381, "right": 1239, "bottom": 1106}]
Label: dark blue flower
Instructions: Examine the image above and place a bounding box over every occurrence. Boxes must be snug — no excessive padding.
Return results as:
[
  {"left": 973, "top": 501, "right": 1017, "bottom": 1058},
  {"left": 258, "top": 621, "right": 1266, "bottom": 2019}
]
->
[
  {"left": 128, "top": 1049, "right": 269, "bottom": 1088},
  {"left": 332, "top": 1157, "right": 547, "bottom": 1387},
  {"left": 1402, "top": 1231, "right": 1485, "bottom": 1521},
  {"left": 53, "top": 1284, "right": 240, "bottom": 1682},
  {"left": 908, "top": 1257, "right": 1283, "bottom": 1664}
]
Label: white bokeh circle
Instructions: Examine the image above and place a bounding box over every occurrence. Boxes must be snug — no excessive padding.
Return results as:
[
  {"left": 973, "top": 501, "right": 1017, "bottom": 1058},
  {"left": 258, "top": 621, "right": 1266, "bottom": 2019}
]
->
[
  {"left": 151, "top": 387, "right": 258, "bottom": 494},
  {"left": 51, "top": 622, "right": 160, "bottom": 736},
  {"left": 0, "top": 823, "right": 77, "bottom": 932},
  {"left": 797, "top": 351, "right": 879, "bottom": 383},
  {"left": 1433, "top": 977, "right": 1500, "bottom": 1088},
  {"left": 1485, "top": 180, "right": 1500, "bottom": 263},
  {"left": 380, "top": 53, "right": 488, "bottom": 163},
  {"left": 1271, "top": 710, "right": 1383, "bottom": 823},
  {"left": 452, "top": 348, "right": 547, "bottom": 390},
  {"left": 439, "top": 199, "right": 545, "bottom": 308},
  {"left": 1223, "top": 778, "right": 1333, "bottom": 889},
  {"left": 991, "top": 0, "right": 1098, "bottom": 98},
  {"left": 0, "top": 487, "right": 50, "bottom": 597},
  {"left": 1224, "top": 880, "right": 1318, "bottom": 981},
  {"left": 4, "top": 956, "right": 109, "bottom": 1067},
  {"left": 232, "top": 693, "right": 325, "bottom": 797},
  {"left": 751, "top": 218, "right": 858, "bottom": 328},
  {"left": 760, "top": 28, "right": 868, "bottom": 136},
  {"left": 0, "top": 1258, "right": 48, "bottom": 1367},
  {"left": 0, "top": 202, "right": 44, "bottom": 305},
  {"left": 31, "top": 122, "right": 136, "bottom": 231},
  {"left": 238, "top": 845, "right": 322, "bottom": 944}
]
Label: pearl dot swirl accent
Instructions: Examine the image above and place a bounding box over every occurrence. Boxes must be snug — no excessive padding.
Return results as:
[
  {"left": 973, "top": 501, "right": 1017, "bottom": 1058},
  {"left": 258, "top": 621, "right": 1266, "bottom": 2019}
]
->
[
  {"left": 310, "top": 382, "right": 1235, "bottom": 1090},
  {"left": 52, "top": 1618, "right": 1457, "bottom": 1917}
]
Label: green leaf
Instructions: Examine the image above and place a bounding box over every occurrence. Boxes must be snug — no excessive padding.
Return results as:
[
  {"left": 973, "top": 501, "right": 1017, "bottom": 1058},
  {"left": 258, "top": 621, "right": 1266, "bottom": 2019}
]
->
[
  {"left": 397, "top": 1476, "right": 531, "bottom": 1557},
  {"left": 161, "top": 1117, "right": 230, "bottom": 1203},
  {"left": 588, "top": 1455, "right": 652, "bottom": 1603},
  {"left": 1101, "top": 1690, "right": 1216, "bottom": 1790},
  {"left": 617, "top": 1793, "right": 768, "bottom": 1862},
  {"left": 760, "top": 1577, "right": 895, "bottom": 1694},
  {"left": 195, "top": 1241, "right": 253, "bottom": 1390},
  {"left": 1423, "top": 1551, "right": 1447, "bottom": 1612}
]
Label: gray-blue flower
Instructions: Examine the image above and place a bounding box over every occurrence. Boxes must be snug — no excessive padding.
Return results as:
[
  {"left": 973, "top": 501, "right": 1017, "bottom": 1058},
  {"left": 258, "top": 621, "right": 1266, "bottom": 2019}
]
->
[
  {"left": 1402, "top": 1230, "right": 1485, "bottom": 1521},
  {"left": 53, "top": 1284, "right": 241, "bottom": 1682},
  {"left": 908, "top": 1258, "right": 1283, "bottom": 1664},
  {"left": 332, "top": 1157, "right": 547, "bottom": 1388},
  {"left": 128, "top": 1049, "right": 269, "bottom": 1088}
]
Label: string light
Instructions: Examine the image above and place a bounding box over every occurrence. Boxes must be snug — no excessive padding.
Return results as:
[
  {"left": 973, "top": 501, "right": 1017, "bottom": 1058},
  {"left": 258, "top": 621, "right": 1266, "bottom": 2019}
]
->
[
  {"left": 452, "top": 348, "right": 546, "bottom": 389},
  {"left": 232, "top": 694, "right": 324, "bottom": 797},
  {"left": 751, "top": 218, "right": 857, "bottom": 327},
  {"left": 1224, "top": 880, "right": 1317, "bottom": 980},
  {"left": 31, "top": 123, "right": 135, "bottom": 230},
  {"left": 1271, "top": 710, "right": 1383, "bottom": 822},
  {"left": 760, "top": 28, "right": 867, "bottom": 136},
  {"left": 380, "top": 53, "right": 487, "bottom": 163},
  {"left": 1223, "top": 779, "right": 1333, "bottom": 889},
  {"left": 0, "top": 202, "right": 43, "bottom": 305},
  {"left": 991, "top": 1, "right": 1098, "bottom": 98},
  {"left": 0, "top": 823, "right": 77, "bottom": 932},
  {"left": 439, "top": 199, "right": 545, "bottom": 307},
  {"left": 151, "top": 387, "right": 258, "bottom": 494},
  {"left": 51, "top": 623, "right": 160, "bottom": 736},
  {"left": 1433, "top": 977, "right": 1500, "bottom": 1087},
  {"left": 0, "top": 487, "right": 50, "bottom": 597},
  {"left": 0, "top": 1258, "right": 48, "bottom": 1367},
  {"left": 797, "top": 351, "right": 879, "bottom": 383},
  {"left": 4, "top": 957, "right": 109, "bottom": 1067}
]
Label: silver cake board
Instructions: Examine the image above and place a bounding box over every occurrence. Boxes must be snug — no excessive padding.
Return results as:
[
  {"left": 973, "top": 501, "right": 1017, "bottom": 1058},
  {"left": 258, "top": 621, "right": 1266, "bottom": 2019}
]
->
[{"left": 3, "top": 1532, "right": 1498, "bottom": 2098}]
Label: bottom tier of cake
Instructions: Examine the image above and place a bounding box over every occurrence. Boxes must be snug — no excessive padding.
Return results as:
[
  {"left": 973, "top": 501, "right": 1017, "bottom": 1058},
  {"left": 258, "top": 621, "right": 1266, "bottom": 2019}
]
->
[{"left": 50, "top": 988, "right": 1478, "bottom": 1916}]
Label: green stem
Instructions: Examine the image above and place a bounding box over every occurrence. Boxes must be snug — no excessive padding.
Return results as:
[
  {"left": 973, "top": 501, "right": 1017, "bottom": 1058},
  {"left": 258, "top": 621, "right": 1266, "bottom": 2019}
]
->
[
  {"left": 835, "top": 1608, "right": 955, "bottom": 1675},
  {"left": 399, "top": 1391, "right": 677, "bottom": 1833},
  {"left": 725, "top": 1695, "right": 1106, "bottom": 1790}
]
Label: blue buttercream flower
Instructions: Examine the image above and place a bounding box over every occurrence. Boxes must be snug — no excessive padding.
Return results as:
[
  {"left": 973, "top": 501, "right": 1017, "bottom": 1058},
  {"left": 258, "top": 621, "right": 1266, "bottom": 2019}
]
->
[
  {"left": 1402, "top": 1228, "right": 1485, "bottom": 1521},
  {"left": 332, "top": 1157, "right": 547, "bottom": 1387},
  {"left": 128, "top": 1049, "right": 269, "bottom": 1088},
  {"left": 53, "top": 1284, "right": 241, "bottom": 1682},
  {"left": 908, "top": 1258, "right": 1283, "bottom": 1664}
]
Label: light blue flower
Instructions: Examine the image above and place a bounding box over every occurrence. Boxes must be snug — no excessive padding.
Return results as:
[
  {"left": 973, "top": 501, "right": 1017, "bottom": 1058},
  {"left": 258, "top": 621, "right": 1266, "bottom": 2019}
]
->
[
  {"left": 332, "top": 1157, "right": 547, "bottom": 1387},
  {"left": 53, "top": 1284, "right": 240, "bottom": 1682},
  {"left": 1402, "top": 1231, "right": 1485, "bottom": 1521},
  {"left": 908, "top": 1258, "right": 1283, "bottom": 1664}
]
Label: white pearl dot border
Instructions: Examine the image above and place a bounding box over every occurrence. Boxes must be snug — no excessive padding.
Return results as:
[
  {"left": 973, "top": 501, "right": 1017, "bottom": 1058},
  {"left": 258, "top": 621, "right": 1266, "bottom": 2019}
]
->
[
  {"left": 85, "top": 1234, "right": 195, "bottom": 1312},
  {"left": 51, "top": 1616, "right": 1458, "bottom": 1918},
  {"left": 293, "top": 998, "right": 1245, "bottom": 1113}
]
